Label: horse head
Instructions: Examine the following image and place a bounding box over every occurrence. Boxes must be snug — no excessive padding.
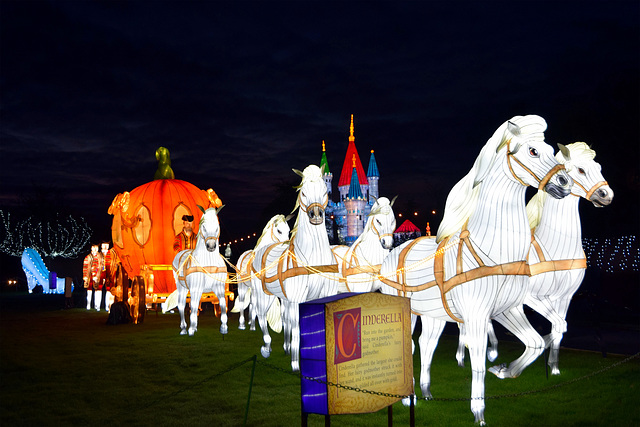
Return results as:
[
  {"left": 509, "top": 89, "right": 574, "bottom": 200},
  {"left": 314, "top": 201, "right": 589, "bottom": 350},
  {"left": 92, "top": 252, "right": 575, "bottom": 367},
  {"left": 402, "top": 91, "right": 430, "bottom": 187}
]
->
[
  {"left": 500, "top": 116, "right": 572, "bottom": 199},
  {"left": 198, "top": 206, "right": 221, "bottom": 252},
  {"left": 293, "top": 165, "right": 328, "bottom": 226},
  {"left": 557, "top": 143, "right": 613, "bottom": 207},
  {"left": 367, "top": 196, "right": 397, "bottom": 250}
]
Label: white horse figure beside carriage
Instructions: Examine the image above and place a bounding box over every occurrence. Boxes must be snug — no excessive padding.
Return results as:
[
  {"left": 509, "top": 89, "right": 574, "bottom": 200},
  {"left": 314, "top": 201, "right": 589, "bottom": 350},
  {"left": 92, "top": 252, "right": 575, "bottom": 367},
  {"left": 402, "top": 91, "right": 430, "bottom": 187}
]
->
[
  {"left": 461, "top": 142, "right": 613, "bottom": 378},
  {"left": 251, "top": 165, "right": 339, "bottom": 371},
  {"left": 331, "top": 196, "right": 397, "bottom": 293},
  {"left": 232, "top": 214, "right": 290, "bottom": 330},
  {"left": 172, "top": 206, "right": 229, "bottom": 336},
  {"left": 378, "top": 115, "right": 572, "bottom": 425}
]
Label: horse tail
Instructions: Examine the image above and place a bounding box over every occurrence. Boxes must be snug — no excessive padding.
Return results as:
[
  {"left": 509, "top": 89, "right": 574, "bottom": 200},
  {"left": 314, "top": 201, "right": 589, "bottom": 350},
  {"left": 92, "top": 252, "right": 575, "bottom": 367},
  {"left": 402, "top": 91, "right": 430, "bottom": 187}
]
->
[{"left": 161, "top": 290, "right": 179, "bottom": 313}]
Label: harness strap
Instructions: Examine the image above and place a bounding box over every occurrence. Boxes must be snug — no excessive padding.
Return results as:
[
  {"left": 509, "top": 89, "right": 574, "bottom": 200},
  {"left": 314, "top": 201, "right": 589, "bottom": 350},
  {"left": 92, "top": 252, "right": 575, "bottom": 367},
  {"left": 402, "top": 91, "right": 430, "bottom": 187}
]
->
[
  {"left": 529, "top": 233, "right": 587, "bottom": 276},
  {"left": 237, "top": 252, "right": 256, "bottom": 283},
  {"left": 380, "top": 230, "right": 530, "bottom": 323}
]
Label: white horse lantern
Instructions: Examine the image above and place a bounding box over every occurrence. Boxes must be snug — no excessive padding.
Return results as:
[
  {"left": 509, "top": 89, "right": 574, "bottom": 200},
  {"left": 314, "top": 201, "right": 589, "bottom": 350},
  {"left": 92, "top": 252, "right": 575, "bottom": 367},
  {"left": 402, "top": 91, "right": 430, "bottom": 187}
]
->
[
  {"left": 251, "top": 165, "right": 339, "bottom": 371},
  {"left": 172, "top": 206, "right": 228, "bottom": 336},
  {"left": 232, "top": 214, "right": 291, "bottom": 330},
  {"left": 378, "top": 115, "right": 572, "bottom": 425},
  {"left": 332, "top": 196, "right": 396, "bottom": 293},
  {"left": 481, "top": 142, "right": 613, "bottom": 378}
]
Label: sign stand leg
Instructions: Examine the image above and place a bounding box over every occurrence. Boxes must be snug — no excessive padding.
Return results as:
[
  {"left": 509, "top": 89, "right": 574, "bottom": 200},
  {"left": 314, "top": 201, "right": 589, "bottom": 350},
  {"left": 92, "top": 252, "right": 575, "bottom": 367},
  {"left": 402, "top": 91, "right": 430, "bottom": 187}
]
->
[
  {"left": 301, "top": 412, "right": 307, "bottom": 427},
  {"left": 410, "top": 395, "right": 415, "bottom": 427},
  {"left": 325, "top": 414, "right": 330, "bottom": 426},
  {"left": 387, "top": 404, "right": 393, "bottom": 426}
]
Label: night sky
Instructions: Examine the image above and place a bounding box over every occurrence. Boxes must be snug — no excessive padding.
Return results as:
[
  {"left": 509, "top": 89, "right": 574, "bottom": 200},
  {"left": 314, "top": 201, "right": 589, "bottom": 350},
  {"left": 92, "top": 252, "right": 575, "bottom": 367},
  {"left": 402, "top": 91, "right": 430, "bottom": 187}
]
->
[{"left": 1, "top": 1, "right": 638, "bottom": 273}]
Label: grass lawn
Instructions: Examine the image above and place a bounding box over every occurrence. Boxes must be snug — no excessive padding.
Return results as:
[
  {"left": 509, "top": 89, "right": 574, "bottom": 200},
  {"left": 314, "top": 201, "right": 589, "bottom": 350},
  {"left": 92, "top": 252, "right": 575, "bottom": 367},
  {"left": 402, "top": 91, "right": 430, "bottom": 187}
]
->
[{"left": 1, "top": 293, "right": 638, "bottom": 426}]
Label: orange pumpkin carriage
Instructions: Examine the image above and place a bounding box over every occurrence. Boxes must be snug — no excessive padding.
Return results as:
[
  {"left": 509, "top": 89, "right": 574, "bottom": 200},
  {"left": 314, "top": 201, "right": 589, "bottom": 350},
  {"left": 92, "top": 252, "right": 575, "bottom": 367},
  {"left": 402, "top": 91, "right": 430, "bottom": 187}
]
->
[{"left": 107, "top": 147, "right": 233, "bottom": 322}]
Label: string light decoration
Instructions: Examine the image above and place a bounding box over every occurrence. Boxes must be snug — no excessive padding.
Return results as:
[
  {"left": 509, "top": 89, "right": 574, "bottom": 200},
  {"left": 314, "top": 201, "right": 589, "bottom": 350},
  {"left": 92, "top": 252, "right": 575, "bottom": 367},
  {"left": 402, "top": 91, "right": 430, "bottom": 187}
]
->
[
  {"left": 0, "top": 210, "right": 92, "bottom": 258},
  {"left": 582, "top": 235, "right": 639, "bottom": 273}
]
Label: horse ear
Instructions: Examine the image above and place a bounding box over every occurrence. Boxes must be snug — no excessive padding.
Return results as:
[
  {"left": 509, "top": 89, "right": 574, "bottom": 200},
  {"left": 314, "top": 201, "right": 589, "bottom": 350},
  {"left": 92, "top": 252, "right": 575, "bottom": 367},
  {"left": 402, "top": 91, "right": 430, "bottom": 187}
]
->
[
  {"left": 197, "top": 205, "right": 206, "bottom": 214},
  {"left": 292, "top": 168, "right": 305, "bottom": 178},
  {"left": 390, "top": 195, "right": 398, "bottom": 207},
  {"left": 285, "top": 213, "right": 295, "bottom": 222},
  {"left": 558, "top": 143, "right": 571, "bottom": 161},
  {"left": 216, "top": 205, "right": 225, "bottom": 215},
  {"left": 507, "top": 121, "right": 521, "bottom": 137}
]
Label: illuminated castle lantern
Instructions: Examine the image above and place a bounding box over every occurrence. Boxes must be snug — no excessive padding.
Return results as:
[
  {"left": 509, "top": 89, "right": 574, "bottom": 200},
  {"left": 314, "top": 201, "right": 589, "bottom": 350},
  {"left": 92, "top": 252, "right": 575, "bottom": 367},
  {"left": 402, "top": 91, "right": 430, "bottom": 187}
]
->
[
  {"left": 323, "top": 115, "right": 380, "bottom": 245},
  {"left": 107, "top": 147, "right": 222, "bottom": 296}
]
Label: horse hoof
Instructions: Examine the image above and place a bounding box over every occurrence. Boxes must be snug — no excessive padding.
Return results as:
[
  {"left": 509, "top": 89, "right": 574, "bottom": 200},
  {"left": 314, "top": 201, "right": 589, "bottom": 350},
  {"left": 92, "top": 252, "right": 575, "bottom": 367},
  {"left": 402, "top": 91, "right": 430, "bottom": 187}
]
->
[
  {"left": 238, "top": 324, "right": 246, "bottom": 330},
  {"left": 261, "top": 347, "right": 271, "bottom": 358},
  {"left": 487, "top": 349, "right": 498, "bottom": 362},
  {"left": 488, "top": 363, "right": 510, "bottom": 379},
  {"left": 180, "top": 330, "right": 187, "bottom": 335},
  {"left": 249, "top": 325, "right": 256, "bottom": 331},
  {"left": 188, "top": 329, "right": 195, "bottom": 336},
  {"left": 220, "top": 325, "right": 228, "bottom": 335},
  {"left": 401, "top": 395, "right": 417, "bottom": 406}
]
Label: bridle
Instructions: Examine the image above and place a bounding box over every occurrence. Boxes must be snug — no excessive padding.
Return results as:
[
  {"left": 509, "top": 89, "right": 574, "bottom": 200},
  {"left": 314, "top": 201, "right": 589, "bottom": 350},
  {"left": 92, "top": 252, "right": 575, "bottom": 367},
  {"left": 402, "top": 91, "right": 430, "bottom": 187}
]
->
[{"left": 506, "top": 141, "right": 565, "bottom": 190}]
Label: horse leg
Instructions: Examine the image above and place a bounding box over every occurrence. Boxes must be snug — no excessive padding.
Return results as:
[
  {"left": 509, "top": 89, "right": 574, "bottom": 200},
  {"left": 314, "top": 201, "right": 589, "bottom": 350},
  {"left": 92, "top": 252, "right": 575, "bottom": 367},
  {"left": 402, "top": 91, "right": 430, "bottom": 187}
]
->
[
  {"left": 177, "top": 285, "right": 188, "bottom": 335},
  {"left": 290, "top": 302, "right": 301, "bottom": 372},
  {"left": 466, "top": 317, "right": 489, "bottom": 425},
  {"left": 248, "top": 301, "right": 255, "bottom": 330},
  {"left": 490, "top": 305, "right": 545, "bottom": 378},
  {"left": 487, "top": 320, "right": 499, "bottom": 362},
  {"left": 218, "top": 284, "right": 229, "bottom": 335},
  {"left": 545, "top": 297, "right": 572, "bottom": 375},
  {"left": 257, "top": 298, "right": 273, "bottom": 358},
  {"left": 188, "top": 288, "right": 203, "bottom": 336},
  {"left": 237, "top": 285, "right": 246, "bottom": 330},
  {"left": 416, "top": 316, "right": 446, "bottom": 400},
  {"left": 402, "top": 313, "right": 420, "bottom": 406},
  {"left": 456, "top": 322, "right": 467, "bottom": 367},
  {"left": 282, "top": 299, "right": 291, "bottom": 355}
]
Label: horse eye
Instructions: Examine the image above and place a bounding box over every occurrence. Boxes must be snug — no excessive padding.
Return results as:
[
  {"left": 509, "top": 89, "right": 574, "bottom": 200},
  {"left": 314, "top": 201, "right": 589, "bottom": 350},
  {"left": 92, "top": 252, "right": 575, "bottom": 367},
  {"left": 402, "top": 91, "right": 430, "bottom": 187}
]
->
[
  {"left": 578, "top": 167, "right": 586, "bottom": 175},
  {"left": 529, "top": 147, "right": 539, "bottom": 157}
]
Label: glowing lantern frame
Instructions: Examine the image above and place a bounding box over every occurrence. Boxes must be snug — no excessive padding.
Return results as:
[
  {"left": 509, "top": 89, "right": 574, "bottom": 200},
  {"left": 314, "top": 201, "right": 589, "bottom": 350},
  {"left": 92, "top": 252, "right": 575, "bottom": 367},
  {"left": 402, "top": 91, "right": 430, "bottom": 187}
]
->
[{"left": 108, "top": 148, "right": 227, "bottom": 318}]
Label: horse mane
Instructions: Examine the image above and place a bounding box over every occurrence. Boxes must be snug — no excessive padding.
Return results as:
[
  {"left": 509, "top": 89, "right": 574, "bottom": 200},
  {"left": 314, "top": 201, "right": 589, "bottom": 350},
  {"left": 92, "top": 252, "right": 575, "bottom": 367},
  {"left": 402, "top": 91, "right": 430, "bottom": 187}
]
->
[
  {"left": 436, "top": 115, "right": 548, "bottom": 242},
  {"left": 255, "top": 214, "right": 286, "bottom": 248},
  {"left": 526, "top": 141, "right": 596, "bottom": 228}
]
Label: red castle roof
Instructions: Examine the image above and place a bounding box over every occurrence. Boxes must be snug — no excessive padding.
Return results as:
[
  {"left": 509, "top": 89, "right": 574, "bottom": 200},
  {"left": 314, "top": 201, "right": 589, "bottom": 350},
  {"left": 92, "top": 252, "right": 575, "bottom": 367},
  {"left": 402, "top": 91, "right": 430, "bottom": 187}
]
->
[
  {"left": 395, "top": 219, "right": 421, "bottom": 233},
  {"left": 338, "top": 115, "right": 368, "bottom": 187}
]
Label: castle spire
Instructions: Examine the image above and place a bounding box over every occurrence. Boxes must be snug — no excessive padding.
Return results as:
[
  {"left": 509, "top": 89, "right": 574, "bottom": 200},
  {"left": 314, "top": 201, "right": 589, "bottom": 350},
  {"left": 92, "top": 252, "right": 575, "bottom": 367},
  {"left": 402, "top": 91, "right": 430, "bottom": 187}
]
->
[{"left": 349, "top": 114, "right": 355, "bottom": 142}]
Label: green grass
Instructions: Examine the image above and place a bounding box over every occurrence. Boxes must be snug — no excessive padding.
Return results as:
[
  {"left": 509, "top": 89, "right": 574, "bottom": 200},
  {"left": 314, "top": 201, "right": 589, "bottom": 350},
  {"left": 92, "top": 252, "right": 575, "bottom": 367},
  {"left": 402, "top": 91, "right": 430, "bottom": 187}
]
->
[{"left": 1, "top": 293, "right": 638, "bottom": 426}]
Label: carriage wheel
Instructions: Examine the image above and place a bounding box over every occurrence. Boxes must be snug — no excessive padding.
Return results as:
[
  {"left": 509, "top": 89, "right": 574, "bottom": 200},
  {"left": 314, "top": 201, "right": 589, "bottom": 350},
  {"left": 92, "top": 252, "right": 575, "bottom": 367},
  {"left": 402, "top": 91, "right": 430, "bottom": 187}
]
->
[{"left": 129, "top": 277, "right": 146, "bottom": 324}]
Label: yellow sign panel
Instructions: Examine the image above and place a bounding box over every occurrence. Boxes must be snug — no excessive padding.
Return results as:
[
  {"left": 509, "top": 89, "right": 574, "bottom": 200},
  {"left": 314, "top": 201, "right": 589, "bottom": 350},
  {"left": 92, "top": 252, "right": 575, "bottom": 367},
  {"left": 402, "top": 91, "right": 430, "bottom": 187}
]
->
[{"left": 322, "top": 293, "right": 413, "bottom": 414}]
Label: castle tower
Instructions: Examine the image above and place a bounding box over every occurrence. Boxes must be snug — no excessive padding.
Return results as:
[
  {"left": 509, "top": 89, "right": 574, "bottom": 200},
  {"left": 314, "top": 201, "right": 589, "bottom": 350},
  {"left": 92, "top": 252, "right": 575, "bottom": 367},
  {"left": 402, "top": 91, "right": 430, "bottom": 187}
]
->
[
  {"left": 344, "top": 154, "right": 367, "bottom": 245},
  {"left": 367, "top": 149, "right": 379, "bottom": 203},
  {"left": 338, "top": 115, "right": 368, "bottom": 202},
  {"left": 320, "top": 140, "right": 332, "bottom": 199}
]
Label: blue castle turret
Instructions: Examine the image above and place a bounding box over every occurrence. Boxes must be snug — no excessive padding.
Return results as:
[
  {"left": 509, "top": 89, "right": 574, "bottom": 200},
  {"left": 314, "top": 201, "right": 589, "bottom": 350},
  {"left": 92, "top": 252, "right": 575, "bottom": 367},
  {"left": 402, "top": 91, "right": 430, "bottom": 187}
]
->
[{"left": 323, "top": 115, "right": 381, "bottom": 245}]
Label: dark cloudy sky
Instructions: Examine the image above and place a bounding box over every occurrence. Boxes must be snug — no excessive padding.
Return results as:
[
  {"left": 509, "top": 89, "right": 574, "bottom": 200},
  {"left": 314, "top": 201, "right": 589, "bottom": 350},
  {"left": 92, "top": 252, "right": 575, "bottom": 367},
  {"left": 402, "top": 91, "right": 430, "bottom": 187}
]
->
[{"left": 1, "top": 0, "right": 638, "bottom": 250}]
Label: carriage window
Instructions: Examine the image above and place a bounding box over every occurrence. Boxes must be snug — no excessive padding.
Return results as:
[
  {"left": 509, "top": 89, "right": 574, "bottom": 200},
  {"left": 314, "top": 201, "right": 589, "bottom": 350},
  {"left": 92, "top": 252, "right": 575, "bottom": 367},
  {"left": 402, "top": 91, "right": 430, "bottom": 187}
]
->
[
  {"left": 112, "top": 214, "right": 124, "bottom": 248},
  {"left": 173, "top": 203, "right": 194, "bottom": 236},
  {"left": 133, "top": 205, "right": 151, "bottom": 246}
]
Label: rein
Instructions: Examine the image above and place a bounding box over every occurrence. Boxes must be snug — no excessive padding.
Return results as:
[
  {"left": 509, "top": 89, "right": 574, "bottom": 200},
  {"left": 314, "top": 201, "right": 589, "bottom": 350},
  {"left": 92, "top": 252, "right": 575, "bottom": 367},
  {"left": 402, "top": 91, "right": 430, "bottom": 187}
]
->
[
  {"left": 506, "top": 141, "right": 565, "bottom": 190},
  {"left": 253, "top": 239, "right": 339, "bottom": 298},
  {"left": 339, "top": 241, "right": 381, "bottom": 292}
]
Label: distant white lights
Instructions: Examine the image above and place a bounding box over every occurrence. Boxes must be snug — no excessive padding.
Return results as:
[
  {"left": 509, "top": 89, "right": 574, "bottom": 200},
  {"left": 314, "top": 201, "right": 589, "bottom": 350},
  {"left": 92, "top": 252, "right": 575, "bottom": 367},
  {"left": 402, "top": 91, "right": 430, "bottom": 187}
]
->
[{"left": 582, "top": 235, "right": 639, "bottom": 273}]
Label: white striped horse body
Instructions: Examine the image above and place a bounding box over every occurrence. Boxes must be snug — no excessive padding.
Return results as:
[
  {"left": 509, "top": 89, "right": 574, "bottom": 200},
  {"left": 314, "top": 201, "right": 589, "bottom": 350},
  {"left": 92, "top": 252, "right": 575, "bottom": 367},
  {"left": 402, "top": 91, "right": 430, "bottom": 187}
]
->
[
  {"left": 333, "top": 196, "right": 396, "bottom": 293},
  {"left": 378, "top": 115, "right": 572, "bottom": 425},
  {"left": 485, "top": 142, "right": 613, "bottom": 377},
  {"left": 251, "top": 165, "right": 339, "bottom": 371},
  {"left": 234, "top": 215, "right": 290, "bottom": 330},
  {"left": 172, "top": 206, "right": 228, "bottom": 336}
]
